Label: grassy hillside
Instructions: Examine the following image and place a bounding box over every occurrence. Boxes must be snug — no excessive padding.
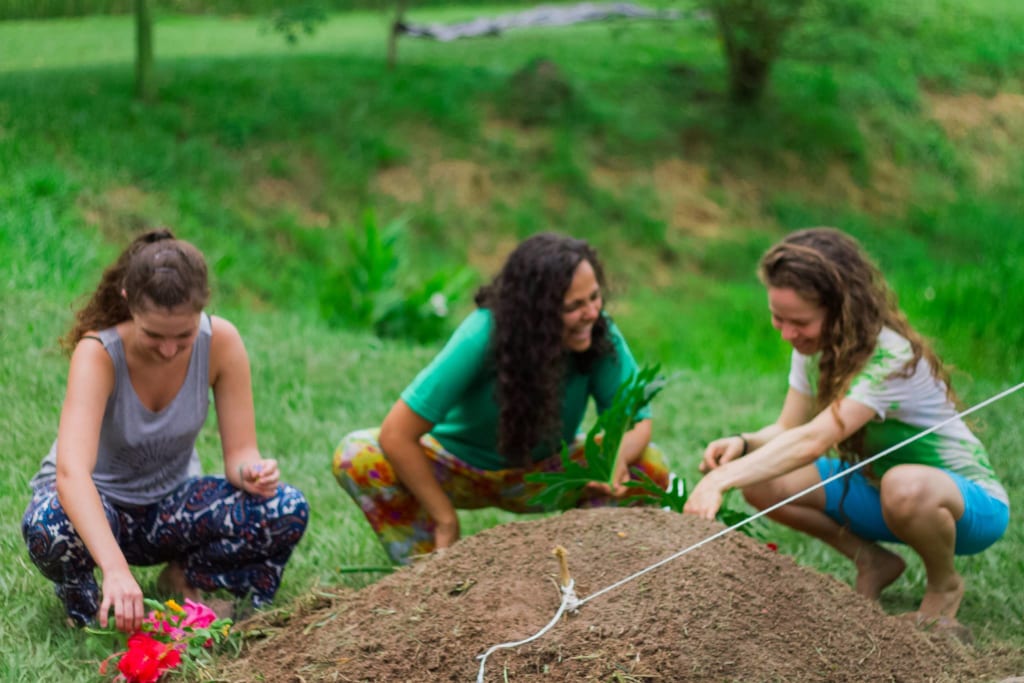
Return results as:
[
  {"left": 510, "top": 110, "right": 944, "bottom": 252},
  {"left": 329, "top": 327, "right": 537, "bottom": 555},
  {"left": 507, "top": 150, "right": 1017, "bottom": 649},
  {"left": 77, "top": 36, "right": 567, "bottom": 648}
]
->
[
  {"left": 2, "top": 3, "right": 1024, "bottom": 680},
  {"left": 4, "top": 4, "right": 1024, "bottom": 376}
]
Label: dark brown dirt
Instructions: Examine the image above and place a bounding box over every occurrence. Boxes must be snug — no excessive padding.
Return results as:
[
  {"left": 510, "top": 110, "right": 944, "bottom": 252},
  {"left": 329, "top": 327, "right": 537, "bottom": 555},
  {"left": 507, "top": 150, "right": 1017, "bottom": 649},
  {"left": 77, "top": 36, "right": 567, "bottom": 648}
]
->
[{"left": 219, "top": 508, "right": 1019, "bottom": 682}]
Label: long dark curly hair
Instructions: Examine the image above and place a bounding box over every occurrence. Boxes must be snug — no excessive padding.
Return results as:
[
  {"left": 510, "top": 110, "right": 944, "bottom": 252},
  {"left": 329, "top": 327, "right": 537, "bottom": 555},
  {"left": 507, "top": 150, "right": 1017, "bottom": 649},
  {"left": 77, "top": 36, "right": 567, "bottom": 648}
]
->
[
  {"left": 759, "top": 227, "right": 954, "bottom": 461},
  {"left": 62, "top": 229, "right": 210, "bottom": 353},
  {"left": 475, "top": 233, "right": 614, "bottom": 464}
]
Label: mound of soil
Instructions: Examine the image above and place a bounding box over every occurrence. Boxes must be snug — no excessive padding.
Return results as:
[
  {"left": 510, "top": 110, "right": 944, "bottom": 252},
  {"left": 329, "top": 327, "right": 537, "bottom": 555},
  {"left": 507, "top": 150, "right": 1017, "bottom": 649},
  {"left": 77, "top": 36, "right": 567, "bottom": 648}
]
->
[{"left": 220, "top": 508, "right": 1016, "bottom": 682}]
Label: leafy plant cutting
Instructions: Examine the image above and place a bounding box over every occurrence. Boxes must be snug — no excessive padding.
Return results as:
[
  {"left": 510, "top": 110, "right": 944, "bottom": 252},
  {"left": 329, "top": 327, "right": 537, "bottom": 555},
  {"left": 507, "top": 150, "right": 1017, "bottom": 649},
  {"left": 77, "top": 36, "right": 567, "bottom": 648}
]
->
[
  {"left": 625, "top": 470, "right": 768, "bottom": 540},
  {"left": 524, "top": 364, "right": 665, "bottom": 510},
  {"left": 525, "top": 363, "right": 766, "bottom": 538}
]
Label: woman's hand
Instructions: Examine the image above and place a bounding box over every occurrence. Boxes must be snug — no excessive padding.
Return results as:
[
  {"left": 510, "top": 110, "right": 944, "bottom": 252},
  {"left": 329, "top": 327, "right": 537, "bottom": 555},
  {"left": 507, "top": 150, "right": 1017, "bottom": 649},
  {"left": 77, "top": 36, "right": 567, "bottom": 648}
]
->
[
  {"left": 98, "top": 565, "right": 145, "bottom": 633},
  {"left": 584, "top": 418, "right": 653, "bottom": 498},
  {"left": 683, "top": 474, "right": 725, "bottom": 520},
  {"left": 585, "top": 459, "right": 631, "bottom": 498},
  {"left": 433, "top": 517, "right": 461, "bottom": 550},
  {"left": 700, "top": 436, "right": 746, "bottom": 474},
  {"left": 239, "top": 458, "right": 280, "bottom": 497},
  {"left": 379, "top": 400, "right": 459, "bottom": 554}
]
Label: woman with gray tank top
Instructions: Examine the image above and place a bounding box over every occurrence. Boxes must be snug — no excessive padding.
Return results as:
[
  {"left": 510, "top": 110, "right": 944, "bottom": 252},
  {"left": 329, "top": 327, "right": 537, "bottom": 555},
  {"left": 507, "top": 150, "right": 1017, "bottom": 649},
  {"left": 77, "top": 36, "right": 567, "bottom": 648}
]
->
[{"left": 22, "top": 229, "right": 309, "bottom": 633}]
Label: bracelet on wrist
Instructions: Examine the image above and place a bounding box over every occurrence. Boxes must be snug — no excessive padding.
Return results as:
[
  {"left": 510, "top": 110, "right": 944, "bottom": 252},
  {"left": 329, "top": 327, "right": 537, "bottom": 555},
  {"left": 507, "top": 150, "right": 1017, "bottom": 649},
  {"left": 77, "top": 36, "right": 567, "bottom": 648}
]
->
[{"left": 735, "top": 434, "right": 749, "bottom": 456}]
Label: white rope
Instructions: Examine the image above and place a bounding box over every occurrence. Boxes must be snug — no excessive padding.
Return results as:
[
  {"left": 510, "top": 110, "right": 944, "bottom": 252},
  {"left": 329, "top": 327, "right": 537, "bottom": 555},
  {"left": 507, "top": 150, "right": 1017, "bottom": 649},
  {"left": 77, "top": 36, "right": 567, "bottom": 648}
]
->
[
  {"left": 475, "top": 580, "right": 580, "bottom": 683},
  {"left": 473, "top": 380, "right": 1024, "bottom": 680}
]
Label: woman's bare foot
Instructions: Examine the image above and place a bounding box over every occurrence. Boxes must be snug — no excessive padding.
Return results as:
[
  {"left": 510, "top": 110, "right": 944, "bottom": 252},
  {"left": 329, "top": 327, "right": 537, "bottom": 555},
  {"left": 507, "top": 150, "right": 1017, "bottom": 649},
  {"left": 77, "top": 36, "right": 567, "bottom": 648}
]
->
[
  {"left": 854, "top": 544, "right": 906, "bottom": 600},
  {"left": 918, "top": 573, "right": 965, "bottom": 620},
  {"left": 157, "top": 561, "right": 238, "bottom": 619},
  {"left": 898, "top": 611, "right": 973, "bottom": 645},
  {"left": 203, "top": 596, "right": 236, "bottom": 620},
  {"left": 157, "top": 561, "right": 201, "bottom": 602}
]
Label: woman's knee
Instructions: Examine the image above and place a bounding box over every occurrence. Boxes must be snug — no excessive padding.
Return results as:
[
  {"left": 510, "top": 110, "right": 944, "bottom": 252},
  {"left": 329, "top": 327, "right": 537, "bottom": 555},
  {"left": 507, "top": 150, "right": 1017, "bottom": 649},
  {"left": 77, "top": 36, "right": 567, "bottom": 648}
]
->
[
  {"left": 880, "top": 465, "right": 961, "bottom": 523},
  {"left": 265, "top": 484, "right": 310, "bottom": 544},
  {"left": 332, "top": 429, "right": 382, "bottom": 479},
  {"left": 22, "top": 488, "right": 96, "bottom": 570},
  {"left": 333, "top": 432, "right": 399, "bottom": 501},
  {"left": 632, "top": 443, "right": 670, "bottom": 488},
  {"left": 23, "top": 517, "right": 93, "bottom": 577}
]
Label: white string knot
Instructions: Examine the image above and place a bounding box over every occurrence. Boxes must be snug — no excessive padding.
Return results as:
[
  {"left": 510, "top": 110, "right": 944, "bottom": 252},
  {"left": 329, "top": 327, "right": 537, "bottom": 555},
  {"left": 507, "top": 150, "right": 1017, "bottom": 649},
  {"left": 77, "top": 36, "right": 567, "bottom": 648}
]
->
[
  {"left": 561, "top": 579, "right": 581, "bottom": 613},
  {"left": 475, "top": 578, "right": 580, "bottom": 682}
]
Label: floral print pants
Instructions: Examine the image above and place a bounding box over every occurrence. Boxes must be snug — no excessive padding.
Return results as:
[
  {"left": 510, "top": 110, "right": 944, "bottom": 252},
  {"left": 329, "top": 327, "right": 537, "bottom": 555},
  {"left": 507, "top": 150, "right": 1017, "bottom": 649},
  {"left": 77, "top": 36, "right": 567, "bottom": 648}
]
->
[
  {"left": 332, "top": 429, "right": 670, "bottom": 564},
  {"left": 22, "top": 477, "right": 309, "bottom": 625}
]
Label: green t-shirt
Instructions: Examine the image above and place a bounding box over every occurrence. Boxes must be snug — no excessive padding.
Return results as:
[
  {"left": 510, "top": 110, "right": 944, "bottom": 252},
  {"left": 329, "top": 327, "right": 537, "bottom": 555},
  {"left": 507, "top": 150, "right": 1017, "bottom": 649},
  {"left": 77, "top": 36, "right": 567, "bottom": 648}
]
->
[
  {"left": 789, "top": 327, "right": 1007, "bottom": 504},
  {"left": 401, "top": 308, "right": 649, "bottom": 470}
]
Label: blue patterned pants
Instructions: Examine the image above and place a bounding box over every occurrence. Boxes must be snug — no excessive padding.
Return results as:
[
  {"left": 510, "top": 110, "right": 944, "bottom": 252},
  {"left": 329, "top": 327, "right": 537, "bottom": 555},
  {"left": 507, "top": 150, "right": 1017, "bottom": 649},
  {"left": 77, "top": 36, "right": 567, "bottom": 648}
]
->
[{"left": 22, "top": 476, "right": 309, "bottom": 625}]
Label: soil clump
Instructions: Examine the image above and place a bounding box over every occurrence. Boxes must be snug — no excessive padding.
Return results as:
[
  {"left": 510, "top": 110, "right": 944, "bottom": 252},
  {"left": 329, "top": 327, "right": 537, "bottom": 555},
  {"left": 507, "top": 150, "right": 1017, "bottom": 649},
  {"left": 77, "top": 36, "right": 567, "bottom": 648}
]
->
[{"left": 220, "top": 507, "right": 1017, "bottom": 682}]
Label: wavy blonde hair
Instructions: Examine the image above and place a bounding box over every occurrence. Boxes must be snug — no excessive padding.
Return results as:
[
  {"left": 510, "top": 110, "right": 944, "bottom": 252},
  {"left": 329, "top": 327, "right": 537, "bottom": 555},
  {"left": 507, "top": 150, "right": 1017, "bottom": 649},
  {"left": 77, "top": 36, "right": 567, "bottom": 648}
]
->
[{"left": 759, "top": 227, "right": 953, "bottom": 458}]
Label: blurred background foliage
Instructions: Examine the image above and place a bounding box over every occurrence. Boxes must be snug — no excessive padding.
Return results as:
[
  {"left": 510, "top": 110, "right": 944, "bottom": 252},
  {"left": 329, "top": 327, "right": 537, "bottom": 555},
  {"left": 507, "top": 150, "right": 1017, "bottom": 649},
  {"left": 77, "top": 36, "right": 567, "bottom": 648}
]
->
[
  {"left": 3, "top": 1, "right": 1024, "bottom": 677},
  {"left": 5, "top": 0, "right": 1022, "bottom": 376},
  {"left": 3, "top": 0, "right": 557, "bottom": 19}
]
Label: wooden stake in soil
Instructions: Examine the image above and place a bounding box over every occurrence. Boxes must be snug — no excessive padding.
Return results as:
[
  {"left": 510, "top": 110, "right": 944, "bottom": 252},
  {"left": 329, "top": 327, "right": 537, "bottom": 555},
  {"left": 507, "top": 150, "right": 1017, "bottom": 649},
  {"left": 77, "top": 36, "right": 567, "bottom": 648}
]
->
[{"left": 552, "top": 545, "right": 571, "bottom": 588}]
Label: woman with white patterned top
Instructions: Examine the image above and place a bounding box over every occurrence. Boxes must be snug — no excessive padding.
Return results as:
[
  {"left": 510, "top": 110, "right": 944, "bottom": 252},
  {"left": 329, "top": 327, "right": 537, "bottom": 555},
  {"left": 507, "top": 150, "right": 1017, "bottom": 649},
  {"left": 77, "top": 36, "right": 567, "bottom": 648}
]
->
[{"left": 686, "top": 227, "right": 1008, "bottom": 635}]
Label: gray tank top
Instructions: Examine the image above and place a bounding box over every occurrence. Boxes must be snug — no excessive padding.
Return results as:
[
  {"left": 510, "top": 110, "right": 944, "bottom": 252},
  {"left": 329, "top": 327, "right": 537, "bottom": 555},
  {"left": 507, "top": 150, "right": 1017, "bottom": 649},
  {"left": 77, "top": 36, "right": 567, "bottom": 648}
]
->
[{"left": 30, "top": 314, "right": 211, "bottom": 506}]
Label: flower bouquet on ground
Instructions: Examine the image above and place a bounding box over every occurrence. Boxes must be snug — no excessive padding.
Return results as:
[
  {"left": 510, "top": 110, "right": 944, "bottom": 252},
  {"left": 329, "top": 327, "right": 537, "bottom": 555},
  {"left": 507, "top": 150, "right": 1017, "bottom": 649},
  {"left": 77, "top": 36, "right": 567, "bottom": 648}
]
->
[{"left": 88, "top": 598, "right": 234, "bottom": 683}]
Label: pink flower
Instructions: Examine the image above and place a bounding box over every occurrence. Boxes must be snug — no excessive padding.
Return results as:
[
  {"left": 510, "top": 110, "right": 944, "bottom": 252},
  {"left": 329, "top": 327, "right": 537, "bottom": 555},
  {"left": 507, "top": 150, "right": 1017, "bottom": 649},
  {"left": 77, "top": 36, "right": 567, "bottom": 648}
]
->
[
  {"left": 180, "top": 599, "right": 217, "bottom": 630},
  {"left": 181, "top": 598, "right": 219, "bottom": 646}
]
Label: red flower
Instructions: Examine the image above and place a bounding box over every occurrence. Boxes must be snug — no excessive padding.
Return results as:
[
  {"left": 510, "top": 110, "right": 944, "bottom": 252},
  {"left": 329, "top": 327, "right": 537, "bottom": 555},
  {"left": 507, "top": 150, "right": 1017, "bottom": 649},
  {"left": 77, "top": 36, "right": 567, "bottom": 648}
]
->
[
  {"left": 117, "top": 633, "right": 181, "bottom": 683},
  {"left": 765, "top": 542, "right": 779, "bottom": 552}
]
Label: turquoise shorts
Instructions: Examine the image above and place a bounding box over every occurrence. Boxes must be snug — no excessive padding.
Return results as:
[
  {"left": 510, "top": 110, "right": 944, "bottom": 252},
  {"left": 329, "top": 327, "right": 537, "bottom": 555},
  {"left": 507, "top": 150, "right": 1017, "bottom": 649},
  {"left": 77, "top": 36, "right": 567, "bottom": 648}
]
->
[{"left": 815, "top": 457, "right": 1009, "bottom": 555}]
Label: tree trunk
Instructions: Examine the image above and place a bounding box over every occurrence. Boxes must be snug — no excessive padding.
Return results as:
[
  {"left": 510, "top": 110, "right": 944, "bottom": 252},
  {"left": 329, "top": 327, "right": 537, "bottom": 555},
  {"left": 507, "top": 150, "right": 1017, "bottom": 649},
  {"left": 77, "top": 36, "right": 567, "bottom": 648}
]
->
[
  {"left": 135, "top": 0, "right": 154, "bottom": 101},
  {"left": 727, "top": 45, "right": 773, "bottom": 105},
  {"left": 387, "top": 0, "right": 408, "bottom": 71},
  {"left": 708, "top": 0, "right": 804, "bottom": 106}
]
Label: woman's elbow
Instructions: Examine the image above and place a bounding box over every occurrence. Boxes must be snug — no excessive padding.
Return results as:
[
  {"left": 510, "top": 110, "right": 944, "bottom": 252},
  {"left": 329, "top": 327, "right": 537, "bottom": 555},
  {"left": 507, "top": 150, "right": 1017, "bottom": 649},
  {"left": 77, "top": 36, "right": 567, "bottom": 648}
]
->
[
  {"left": 378, "top": 423, "right": 400, "bottom": 457},
  {"left": 54, "top": 466, "right": 85, "bottom": 504},
  {"left": 795, "top": 430, "right": 834, "bottom": 464},
  {"left": 378, "top": 417, "right": 419, "bottom": 460},
  {"left": 379, "top": 401, "right": 430, "bottom": 459},
  {"left": 631, "top": 418, "right": 653, "bottom": 445}
]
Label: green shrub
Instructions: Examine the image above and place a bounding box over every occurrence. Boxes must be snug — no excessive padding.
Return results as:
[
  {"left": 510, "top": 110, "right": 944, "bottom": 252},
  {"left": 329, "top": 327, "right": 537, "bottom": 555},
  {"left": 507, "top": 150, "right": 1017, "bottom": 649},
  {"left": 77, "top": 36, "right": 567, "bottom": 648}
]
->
[{"left": 319, "top": 210, "right": 476, "bottom": 343}]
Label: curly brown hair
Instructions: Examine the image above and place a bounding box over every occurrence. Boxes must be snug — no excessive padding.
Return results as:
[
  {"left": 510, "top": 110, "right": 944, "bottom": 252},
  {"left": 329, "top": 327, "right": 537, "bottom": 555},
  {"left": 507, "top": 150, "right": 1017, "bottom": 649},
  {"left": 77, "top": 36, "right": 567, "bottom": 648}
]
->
[
  {"left": 62, "top": 229, "right": 210, "bottom": 353},
  {"left": 759, "top": 227, "right": 954, "bottom": 459},
  {"left": 475, "top": 233, "right": 614, "bottom": 464}
]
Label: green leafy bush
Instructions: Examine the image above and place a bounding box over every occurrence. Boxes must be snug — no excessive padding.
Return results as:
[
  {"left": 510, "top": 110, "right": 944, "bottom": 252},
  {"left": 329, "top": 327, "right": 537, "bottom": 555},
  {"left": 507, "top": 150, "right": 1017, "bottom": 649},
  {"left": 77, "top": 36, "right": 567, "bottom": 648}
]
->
[{"left": 319, "top": 210, "right": 474, "bottom": 342}]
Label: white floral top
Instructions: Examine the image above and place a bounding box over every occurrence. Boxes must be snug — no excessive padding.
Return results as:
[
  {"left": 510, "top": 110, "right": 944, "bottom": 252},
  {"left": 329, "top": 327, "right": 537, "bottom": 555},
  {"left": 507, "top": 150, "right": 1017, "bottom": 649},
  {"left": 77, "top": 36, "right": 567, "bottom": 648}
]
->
[{"left": 789, "top": 327, "right": 1007, "bottom": 504}]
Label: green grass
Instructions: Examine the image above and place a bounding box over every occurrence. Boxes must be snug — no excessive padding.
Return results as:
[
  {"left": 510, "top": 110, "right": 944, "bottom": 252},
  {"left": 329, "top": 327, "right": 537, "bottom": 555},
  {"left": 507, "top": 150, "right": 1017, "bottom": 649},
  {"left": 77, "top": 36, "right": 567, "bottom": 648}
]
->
[{"left": 2, "top": 2, "right": 1024, "bottom": 680}]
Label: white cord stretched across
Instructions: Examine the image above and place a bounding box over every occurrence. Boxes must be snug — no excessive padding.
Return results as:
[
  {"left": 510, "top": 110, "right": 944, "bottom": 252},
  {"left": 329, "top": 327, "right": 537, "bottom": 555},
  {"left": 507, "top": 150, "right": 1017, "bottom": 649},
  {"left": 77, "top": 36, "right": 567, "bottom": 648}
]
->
[{"left": 474, "top": 380, "right": 1024, "bottom": 680}]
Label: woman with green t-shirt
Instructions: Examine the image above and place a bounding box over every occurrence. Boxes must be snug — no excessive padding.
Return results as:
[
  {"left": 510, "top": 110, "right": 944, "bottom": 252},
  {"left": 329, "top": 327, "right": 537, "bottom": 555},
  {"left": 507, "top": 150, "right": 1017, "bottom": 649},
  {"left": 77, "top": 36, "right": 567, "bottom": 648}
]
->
[
  {"left": 332, "top": 233, "right": 669, "bottom": 565},
  {"left": 686, "top": 227, "right": 1008, "bottom": 637}
]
